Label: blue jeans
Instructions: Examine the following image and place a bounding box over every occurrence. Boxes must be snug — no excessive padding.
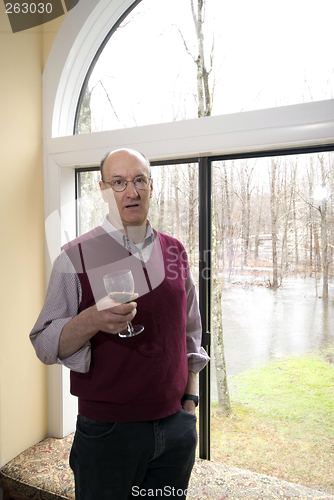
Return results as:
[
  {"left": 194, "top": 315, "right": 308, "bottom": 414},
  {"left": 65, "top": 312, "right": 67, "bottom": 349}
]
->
[{"left": 70, "top": 409, "right": 198, "bottom": 499}]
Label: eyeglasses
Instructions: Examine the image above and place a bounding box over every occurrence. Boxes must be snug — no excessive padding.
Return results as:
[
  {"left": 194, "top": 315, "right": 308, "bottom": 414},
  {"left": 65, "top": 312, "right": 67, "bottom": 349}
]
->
[{"left": 103, "top": 175, "right": 151, "bottom": 192}]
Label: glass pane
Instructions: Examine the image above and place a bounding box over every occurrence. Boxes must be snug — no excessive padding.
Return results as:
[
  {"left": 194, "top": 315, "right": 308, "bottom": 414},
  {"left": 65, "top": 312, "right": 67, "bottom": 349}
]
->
[
  {"left": 149, "top": 163, "right": 199, "bottom": 276},
  {"left": 76, "top": 0, "right": 334, "bottom": 134},
  {"left": 211, "top": 153, "right": 334, "bottom": 488},
  {"left": 77, "top": 170, "right": 107, "bottom": 235}
]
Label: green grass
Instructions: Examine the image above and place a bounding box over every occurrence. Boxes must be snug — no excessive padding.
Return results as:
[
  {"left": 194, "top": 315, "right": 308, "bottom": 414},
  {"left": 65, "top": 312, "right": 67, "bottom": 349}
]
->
[{"left": 209, "top": 348, "right": 334, "bottom": 489}]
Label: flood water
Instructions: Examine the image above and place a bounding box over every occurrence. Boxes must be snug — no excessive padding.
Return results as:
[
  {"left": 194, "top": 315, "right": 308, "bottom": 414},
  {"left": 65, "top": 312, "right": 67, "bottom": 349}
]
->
[{"left": 210, "top": 276, "right": 334, "bottom": 399}]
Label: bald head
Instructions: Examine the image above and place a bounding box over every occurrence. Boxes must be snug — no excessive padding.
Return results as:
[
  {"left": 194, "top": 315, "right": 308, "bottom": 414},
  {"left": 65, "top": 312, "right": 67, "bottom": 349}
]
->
[
  {"left": 99, "top": 148, "right": 153, "bottom": 229},
  {"left": 100, "top": 148, "right": 150, "bottom": 182}
]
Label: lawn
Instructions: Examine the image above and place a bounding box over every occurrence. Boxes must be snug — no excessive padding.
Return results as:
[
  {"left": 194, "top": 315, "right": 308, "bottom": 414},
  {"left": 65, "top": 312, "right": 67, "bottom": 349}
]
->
[{"left": 208, "top": 348, "right": 334, "bottom": 491}]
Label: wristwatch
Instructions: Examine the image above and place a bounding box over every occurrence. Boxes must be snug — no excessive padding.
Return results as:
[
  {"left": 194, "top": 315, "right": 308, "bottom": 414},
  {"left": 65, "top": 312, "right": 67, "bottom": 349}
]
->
[{"left": 181, "top": 394, "right": 199, "bottom": 407}]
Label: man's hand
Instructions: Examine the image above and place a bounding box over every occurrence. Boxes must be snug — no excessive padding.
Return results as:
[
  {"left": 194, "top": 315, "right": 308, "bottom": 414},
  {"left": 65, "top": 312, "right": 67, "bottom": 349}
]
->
[
  {"left": 92, "top": 296, "right": 138, "bottom": 335},
  {"left": 58, "top": 298, "right": 137, "bottom": 359}
]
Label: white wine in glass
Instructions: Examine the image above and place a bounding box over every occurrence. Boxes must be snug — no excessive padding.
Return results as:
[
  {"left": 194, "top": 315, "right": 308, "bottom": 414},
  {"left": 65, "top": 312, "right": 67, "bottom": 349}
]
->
[{"left": 103, "top": 270, "right": 144, "bottom": 337}]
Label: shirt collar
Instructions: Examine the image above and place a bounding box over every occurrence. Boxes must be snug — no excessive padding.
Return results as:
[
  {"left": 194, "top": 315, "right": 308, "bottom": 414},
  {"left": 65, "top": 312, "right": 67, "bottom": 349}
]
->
[{"left": 101, "top": 216, "right": 154, "bottom": 249}]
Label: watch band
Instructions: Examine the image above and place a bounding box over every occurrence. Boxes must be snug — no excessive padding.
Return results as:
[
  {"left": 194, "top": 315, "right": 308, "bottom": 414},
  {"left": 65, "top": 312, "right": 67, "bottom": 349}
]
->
[{"left": 181, "top": 394, "right": 199, "bottom": 407}]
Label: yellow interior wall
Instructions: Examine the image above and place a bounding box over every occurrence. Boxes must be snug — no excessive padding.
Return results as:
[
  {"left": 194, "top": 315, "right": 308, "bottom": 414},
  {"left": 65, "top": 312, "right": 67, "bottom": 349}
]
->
[{"left": 0, "top": 4, "right": 64, "bottom": 466}]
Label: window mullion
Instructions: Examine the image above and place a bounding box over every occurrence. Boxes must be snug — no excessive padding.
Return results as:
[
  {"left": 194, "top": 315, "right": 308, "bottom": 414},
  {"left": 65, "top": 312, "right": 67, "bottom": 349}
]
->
[{"left": 198, "top": 156, "right": 211, "bottom": 460}]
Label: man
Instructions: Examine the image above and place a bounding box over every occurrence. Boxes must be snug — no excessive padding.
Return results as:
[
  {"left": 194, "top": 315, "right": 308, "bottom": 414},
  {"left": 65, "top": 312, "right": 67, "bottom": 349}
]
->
[{"left": 30, "top": 148, "right": 209, "bottom": 500}]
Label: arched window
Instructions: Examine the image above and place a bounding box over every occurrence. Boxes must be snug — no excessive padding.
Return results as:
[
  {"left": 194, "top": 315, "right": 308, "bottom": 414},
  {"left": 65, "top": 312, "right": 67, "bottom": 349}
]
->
[{"left": 75, "top": 0, "right": 334, "bottom": 134}]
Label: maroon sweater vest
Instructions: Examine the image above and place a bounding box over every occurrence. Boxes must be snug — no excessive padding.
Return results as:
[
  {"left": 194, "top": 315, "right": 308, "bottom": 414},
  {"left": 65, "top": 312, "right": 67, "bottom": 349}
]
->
[{"left": 63, "top": 226, "right": 189, "bottom": 422}]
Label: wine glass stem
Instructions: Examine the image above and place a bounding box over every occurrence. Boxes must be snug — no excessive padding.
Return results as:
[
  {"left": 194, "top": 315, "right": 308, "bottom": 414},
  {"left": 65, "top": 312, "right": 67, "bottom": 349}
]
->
[{"left": 127, "top": 322, "right": 134, "bottom": 334}]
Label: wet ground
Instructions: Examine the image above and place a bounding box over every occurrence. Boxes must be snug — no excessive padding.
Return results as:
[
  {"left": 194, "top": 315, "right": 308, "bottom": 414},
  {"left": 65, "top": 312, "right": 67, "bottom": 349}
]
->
[{"left": 210, "top": 275, "right": 334, "bottom": 399}]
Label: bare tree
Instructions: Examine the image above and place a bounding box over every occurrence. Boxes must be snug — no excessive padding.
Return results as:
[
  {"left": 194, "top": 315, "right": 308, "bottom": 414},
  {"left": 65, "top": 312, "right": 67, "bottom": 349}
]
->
[
  {"left": 176, "top": 0, "right": 214, "bottom": 117},
  {"left": 223, "top": 162, "right": 235, "bottom": 280},
  {"left": 183, "top": 0, "right": 231, "bottom": 412},
  {"left": 190, "top": 0, "right": 212, "bottom": 117},
  {"left": 269, "top": 159, "right": 279, "bottom": 290},
  {"left": 212, "top": 191, "right": 231, "bottom": 412},
  {"left": 158, "top": 168, "right": 166, "bottom": 232},
  {"left": 319, "top": 155, "right": 329, "bottom": 299},
  {"left": 174, "top": 166, "right": 180, "bottom": 240},
  {"left": 238, "top": 162, "right": 254, "bottom": 267},
  {"left": 291, "top": 161, "right": 299, "bottom": 270},
  {"left": 307, "top": 158, "right": 315, "bottom": 268},
  {"left": 254, "top": 186, "right": 264, "bottom": 261},
  {"left": 279, "top": 161, "right": 291, "bottom": 280}
]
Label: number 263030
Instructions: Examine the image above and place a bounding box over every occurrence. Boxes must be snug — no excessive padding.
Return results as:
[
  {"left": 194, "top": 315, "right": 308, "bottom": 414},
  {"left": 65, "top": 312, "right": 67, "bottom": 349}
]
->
[{"left": 6, "top": 3, "right": 53, "bottom": 14}]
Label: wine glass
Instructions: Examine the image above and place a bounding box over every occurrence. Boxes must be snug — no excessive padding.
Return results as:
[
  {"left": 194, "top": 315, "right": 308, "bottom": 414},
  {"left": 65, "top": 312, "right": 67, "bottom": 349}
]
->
[{"left": 103, "top": 270, "right": 144, "bottom": 337}]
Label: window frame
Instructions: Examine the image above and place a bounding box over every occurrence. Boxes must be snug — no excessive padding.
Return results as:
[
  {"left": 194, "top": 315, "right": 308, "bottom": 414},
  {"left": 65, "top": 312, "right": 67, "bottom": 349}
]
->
[
  {"left": 43, "top": 0, "right": 334, "bottom": 445},
  {"left": 74, "top": 143, "right": 334, "bottom": 459}
]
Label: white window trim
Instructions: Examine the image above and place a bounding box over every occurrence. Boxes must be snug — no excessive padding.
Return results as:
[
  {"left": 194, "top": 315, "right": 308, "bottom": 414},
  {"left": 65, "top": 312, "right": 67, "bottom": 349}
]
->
[{"left": 43, "top": 0, "right": 334, "bottom": 437}]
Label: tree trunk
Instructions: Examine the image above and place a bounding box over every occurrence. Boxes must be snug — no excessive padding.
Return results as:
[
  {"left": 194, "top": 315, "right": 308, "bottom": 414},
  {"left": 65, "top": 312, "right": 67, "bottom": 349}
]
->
[
  {"left": 321, "top": 205, "right": 328, "bottom": 299},
  {"left": 280, "top": 164, "right": 293, "bottom": 280},
  {"left": 158, "top": 168, "right": 165, "bottom": 232},
  {"left": 320, "top": 156, "right": 329, "bottom": 299},
  {"left": 240, "top": 169, "right": 246, "bottom": 269},
  {"left": 223, "top": 163, "right": 234, "bottom": 281},
  {"left": 270, "top": 160, "right": 279, "bottom": 290},
  {"left": 243, "top": 170, "right": 252, "bottom": 267},
  {"left": 254, "top": 188, "right": 263, "bottom": 260},
  {"left": 187, "top": 164, "right": 196, "bottom": 270},
  {"left": 212, "top": 197, "right": 231, "bottom": 413},
  {"left": 308, "top": 160, "right": 314, "bottom": 269},
  {"left": 191, "top": 0, "right": 211, "bottom": 117},
  {"left": 292, "top": 164, "right": 299, "bottom": 270}
]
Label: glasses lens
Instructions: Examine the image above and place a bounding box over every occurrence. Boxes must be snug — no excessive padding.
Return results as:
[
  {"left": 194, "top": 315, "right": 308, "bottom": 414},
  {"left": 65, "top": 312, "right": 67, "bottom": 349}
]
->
[
  {"left": 134, "top": 177, "right": 149, "bottom": 189},
  {"left": 112, "top": 180, "right": 127, "bottom": 192}
]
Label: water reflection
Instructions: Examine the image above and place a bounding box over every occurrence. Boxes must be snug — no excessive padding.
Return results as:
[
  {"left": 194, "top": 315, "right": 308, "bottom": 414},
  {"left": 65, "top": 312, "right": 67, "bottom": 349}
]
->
[{"left": 217, "top": 277, "right": 334, "bottom": 378}]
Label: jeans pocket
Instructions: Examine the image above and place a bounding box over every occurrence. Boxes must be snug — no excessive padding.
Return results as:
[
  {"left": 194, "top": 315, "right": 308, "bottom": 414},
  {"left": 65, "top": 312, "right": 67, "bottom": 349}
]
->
[
  {"left": 180, "top": 408, "right": 197, "bottom": 420},
  {"left": 76, "top": 414, "right": 118, "bottom": 438}
]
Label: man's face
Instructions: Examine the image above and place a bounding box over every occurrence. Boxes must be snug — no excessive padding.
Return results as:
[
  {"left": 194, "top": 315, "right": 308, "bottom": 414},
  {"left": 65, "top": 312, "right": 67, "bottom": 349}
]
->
[{"left": 99, "top": 149, "right": 153, "bottom": 228}]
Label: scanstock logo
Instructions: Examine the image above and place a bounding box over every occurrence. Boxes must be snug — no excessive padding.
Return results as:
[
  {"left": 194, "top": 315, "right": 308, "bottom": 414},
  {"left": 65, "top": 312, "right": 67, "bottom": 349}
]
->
[{"left": 4, "top": 0, "right": 80, "bottom": 33}]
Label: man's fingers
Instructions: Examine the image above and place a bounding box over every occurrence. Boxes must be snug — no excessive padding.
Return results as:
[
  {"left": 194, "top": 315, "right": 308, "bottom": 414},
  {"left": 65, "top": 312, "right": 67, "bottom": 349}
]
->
[
  {"left": 101, "top": 303, "right": 137, "bottom": 333},
  {"left": 106, "top": 302, "right": 137, "bottom": 317},
  {"left": 96, "top": 296, "right": 137, "bottom": 313},
  {"left": 96, "top": 296, "right": 116, "bottom": 311},
  {"left": 94, "top": 296, "right": 138, "bottom": 334}
]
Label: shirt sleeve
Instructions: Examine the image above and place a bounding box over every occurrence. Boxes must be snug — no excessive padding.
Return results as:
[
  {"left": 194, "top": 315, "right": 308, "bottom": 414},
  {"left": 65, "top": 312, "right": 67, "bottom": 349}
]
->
[
  {"left": 185, "top": 265, "right": 210, "bottom": 373},
  {"left": 29, "top": 251, "right": 91, "bottom": 373}
]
